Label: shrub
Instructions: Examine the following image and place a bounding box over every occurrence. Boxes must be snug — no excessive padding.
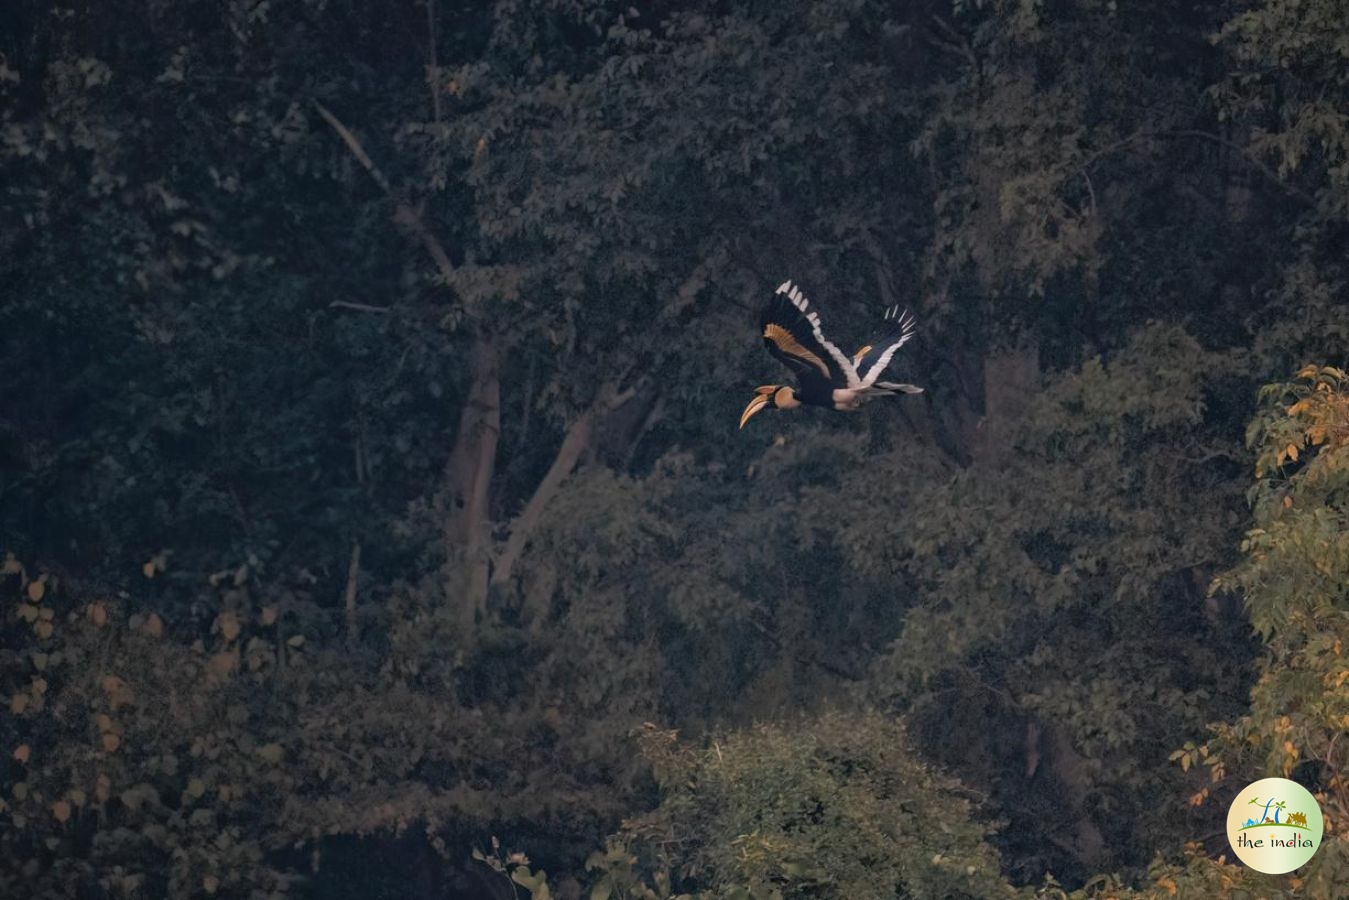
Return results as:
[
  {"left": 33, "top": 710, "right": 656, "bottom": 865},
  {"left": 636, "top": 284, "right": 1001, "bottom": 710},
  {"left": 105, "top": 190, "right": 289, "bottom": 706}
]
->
[{"left": 589, "top": 713, "right": 1019, "bottom": 900}]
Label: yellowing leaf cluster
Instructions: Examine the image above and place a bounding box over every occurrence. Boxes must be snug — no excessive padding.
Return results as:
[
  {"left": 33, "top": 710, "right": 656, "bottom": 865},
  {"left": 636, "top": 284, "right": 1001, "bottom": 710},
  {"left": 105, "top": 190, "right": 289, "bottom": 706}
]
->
[
  {"left": 215, "top": 612, "right": 241, "bottom": 642},
  {"left": 99, "top": 675, "right": 134, "bottom": 711}
]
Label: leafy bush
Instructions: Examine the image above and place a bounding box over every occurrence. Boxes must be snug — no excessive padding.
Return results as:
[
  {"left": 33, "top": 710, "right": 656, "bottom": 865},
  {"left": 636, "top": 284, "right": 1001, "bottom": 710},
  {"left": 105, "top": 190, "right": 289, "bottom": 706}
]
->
[
  {"left": 589, "top": 713, "right": 1019, "bottom": 900},
  {"left": 0, "top": 560, "right": 644, "bottom": 898},
  {"left": 2, "top": 563, "right": 296, "bottom": 898},
  {"left": 1198, "top": 366, "right": 1349, "bottom": 897}
]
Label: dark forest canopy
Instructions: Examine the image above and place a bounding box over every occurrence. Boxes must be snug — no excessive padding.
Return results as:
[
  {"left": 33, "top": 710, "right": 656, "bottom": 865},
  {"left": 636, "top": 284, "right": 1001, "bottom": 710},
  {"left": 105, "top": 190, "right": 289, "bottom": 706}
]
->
[{"left": 2, "top": 0, "right": 1347, "bottom": 897}]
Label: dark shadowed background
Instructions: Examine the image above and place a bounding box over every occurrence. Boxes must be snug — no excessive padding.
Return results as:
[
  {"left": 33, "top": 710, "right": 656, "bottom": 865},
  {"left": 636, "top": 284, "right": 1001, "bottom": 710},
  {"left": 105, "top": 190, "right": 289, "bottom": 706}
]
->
[{"left": 2, "top": 1, "right": 1347, "bottom": 897}]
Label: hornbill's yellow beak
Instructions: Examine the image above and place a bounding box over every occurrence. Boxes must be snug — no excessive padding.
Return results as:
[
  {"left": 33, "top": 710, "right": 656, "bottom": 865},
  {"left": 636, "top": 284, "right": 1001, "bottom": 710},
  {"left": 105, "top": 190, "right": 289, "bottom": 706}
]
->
[{"left": 739, "top": 385, "right": 777, "bottom": 430}]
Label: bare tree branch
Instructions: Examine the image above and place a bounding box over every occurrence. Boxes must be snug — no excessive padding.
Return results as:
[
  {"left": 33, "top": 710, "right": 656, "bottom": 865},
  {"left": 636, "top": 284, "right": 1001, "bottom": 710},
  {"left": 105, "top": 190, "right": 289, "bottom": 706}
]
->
[
  {"left": 313, "top": 102, "right": 392, "bottom": 194},
  {"left": 426, "top": 0, "right": 442, "bottom": 124},
  {"left": 313, "top": 103, "right": 463, "bottom": 302},
  {"left": 493, "top": 383, "right": 638, "bottom": 604},
  {"left": 394, "top": 200, "right": 459, "bottom": 292},
  {"left": 329, "top": 301, "right": 390, "bottom": 314},
  {"left": 343, "top": 540, "right": 361, "bottom": 648}
]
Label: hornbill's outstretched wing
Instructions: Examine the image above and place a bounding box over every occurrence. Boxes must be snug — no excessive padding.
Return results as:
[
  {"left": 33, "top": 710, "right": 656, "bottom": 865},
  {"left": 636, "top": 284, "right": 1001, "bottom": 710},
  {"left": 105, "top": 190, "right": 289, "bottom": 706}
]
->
[
  {"left": 853, "top": 305, "right": 917, "bottom": 387},
  {"left": 760, "top": 280, "right": 861, "bottom": 391}
]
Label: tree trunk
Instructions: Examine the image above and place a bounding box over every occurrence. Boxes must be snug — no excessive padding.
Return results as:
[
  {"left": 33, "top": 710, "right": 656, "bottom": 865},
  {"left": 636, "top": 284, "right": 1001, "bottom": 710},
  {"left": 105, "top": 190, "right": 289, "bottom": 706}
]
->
[
  {"left": 491, "top": 384, "right": 637, "bottom": 620},
  {"left": 444, "top": 334, "right": 501, "bottom": 627},
  {"left": 1042, "top": 723, "right": 1108, "bottom": 871},
  {"left": 343, "top": 540, "right": 361, "bottom": 648},
  {"left": 972, "top": 342, "right": 1039, "bottom": 469},
  {"left": 588, "top": 383, "right": 662, "bottom": 469},
  {"left": 491, "top": 408, "right": 595, "bottom": 598}
]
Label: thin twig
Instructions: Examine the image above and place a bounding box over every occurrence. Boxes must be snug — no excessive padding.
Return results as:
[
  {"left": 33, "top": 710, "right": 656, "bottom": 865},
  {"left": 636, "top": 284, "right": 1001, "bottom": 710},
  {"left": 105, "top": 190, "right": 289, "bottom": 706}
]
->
[
  {"left": 1170, "top": 129, "right": 1317, "bottom": 206},
  {"left": 343, "top": 540, "right": 361, "bottom": 648},
  {"left": 1081, "top": 168, "right": 1097, "bottom": 216},
  {"left": 329, "top": 301, "right": 390, "bottom": 313},
  {"left": 426, "top": 0, "right": 442, "bottom": 124},
  {"left": 928, "top": 14, "right": 977, "bottom": 69},
  {"left": 1085, "top": 128, "right": 1317, "bottom": 207}
]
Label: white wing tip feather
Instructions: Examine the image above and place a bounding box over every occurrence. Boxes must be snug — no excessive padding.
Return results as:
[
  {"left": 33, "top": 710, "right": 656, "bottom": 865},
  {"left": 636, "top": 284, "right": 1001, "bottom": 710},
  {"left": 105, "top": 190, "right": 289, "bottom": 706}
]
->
[
  {"left": 772, "top": 278, "right": 862, "bottom": 388},
  {"left": 883, "top": 305, "right": 916, "bottom": 329},
  {"left": 776, "top": 280, "right": 810, "bottom": 311}
]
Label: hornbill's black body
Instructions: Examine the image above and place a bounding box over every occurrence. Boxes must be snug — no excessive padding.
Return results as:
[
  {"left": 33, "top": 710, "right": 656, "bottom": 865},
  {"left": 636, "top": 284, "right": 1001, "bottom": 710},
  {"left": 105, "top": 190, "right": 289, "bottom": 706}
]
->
[{"left": 740, "top": 279, "right": 923, "bottom": 429}]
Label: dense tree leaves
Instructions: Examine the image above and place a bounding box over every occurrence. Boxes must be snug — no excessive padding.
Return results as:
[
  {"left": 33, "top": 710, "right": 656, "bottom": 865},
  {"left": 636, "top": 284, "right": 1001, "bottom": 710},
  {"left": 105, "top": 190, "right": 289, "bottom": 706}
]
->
[
  {"left": 1200, "top": 367, "right": 1349, "bottom": 896},
  {"left": 591, "top": 715, "right": 1019, "bottom": 899},
  {"left": 2, "top": 0, "right": 1348, "bottom": 895}
]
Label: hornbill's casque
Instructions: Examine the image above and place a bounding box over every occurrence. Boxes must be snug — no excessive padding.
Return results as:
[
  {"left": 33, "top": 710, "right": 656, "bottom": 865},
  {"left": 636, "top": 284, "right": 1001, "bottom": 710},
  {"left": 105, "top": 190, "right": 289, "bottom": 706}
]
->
[{"left": 740, "top": 279, "right": 924, "bottom": 429}]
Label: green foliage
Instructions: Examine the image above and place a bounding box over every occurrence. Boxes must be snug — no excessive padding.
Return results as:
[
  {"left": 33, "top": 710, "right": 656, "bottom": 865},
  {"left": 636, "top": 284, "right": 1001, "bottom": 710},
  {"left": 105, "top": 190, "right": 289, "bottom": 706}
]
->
[
  {"left": 1214, "top": 0, "right": 1349, "bottom": 219},
  {"left": 1034, "top": 846, "right": 1302, "bottom": 899},
  {"left": 3, "top": 0, "right": 1349, "bottom": 895},
  {"left": 1195, "top": 366, "right": 1349, "bottom": 896},
  {"left": 589, "top": 714, "right": 1018, "bottom": 900},
  {"left": 0, "top": 559, "right": 643, "bottom": 897},
  {"left": 1042, "top": 364, "right": 1349, "bottom": 900},
  {"left": 1212, "top": 0, "right": 1349, "bottom": 374},
  {"left": 797, "top": 326, "right": 1252, "bottom": 880},
  {"left": 1, "top": 566, "right": 295, "bottom": 898},
  {"left": 474, "top": 838, "right": 555, "bottom": 900}
]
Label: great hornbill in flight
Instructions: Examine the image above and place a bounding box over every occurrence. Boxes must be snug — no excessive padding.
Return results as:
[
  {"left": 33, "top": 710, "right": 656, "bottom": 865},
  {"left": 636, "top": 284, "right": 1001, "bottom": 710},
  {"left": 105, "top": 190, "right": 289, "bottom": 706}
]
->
[{"left": 740, "top": 279, "right": 924, "bottom": 429}]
